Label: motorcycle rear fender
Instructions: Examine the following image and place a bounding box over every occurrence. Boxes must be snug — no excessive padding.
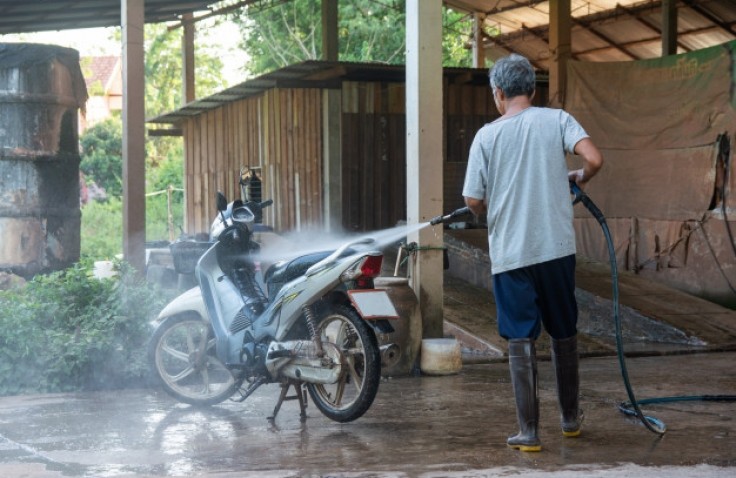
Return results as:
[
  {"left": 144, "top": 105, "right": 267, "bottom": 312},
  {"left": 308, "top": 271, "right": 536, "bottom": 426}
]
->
[{"left": 270, "top": 250, "right": 384, "bottom": 341}]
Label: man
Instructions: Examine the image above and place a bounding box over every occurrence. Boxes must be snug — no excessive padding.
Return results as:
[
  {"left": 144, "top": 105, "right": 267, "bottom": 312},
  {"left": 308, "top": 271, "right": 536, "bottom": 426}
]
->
[{"left": 462, "top": 54, "right": 603, "bottom": 452}]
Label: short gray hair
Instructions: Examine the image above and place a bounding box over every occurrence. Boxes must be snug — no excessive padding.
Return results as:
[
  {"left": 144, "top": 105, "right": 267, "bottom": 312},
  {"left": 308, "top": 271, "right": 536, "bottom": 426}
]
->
[{"left": 489, "top": 54, "right": 535, "bottom": 98}]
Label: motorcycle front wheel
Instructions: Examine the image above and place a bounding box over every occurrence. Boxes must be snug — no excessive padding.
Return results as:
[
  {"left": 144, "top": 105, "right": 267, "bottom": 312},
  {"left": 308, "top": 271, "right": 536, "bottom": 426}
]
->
[
  {"left": 149, "top": 315, "right": 242, "bottom": 406},
  {"left": 306, "top": 304, "right": 381, "bottom": 422}
]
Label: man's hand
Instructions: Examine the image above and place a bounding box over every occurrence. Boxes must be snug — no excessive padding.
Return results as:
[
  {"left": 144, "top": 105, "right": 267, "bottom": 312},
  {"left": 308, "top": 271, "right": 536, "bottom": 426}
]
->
[{"left": 568, "top": 168, "right": 587, "bottom": 187}]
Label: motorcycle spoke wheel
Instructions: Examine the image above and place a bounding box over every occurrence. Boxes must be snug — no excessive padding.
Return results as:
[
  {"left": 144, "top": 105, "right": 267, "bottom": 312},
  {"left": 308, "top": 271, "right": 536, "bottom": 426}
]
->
[
  {"left": 307, "top": 304, "right": 380, "bottom": 422},
  {"left": 149, "top": 316, "right": 241, "bottom": 406}
]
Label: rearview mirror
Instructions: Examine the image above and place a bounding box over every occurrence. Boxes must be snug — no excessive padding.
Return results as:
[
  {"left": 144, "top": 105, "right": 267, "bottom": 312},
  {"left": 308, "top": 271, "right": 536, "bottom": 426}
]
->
[{"left": 216, "top": 192, "right": 227, "bottom": 212}]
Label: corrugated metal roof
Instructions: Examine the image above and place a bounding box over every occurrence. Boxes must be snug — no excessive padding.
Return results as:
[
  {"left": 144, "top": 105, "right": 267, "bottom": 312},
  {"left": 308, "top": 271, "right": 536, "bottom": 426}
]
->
[
  {"left": 1, "top": 1, "right": 732, "bottom": 67},
  {"left": 3, "top": 0, "right": 732, "bottom": 124},
  {"left": 148, "top": 60, "right": 506, "bottom": 125},
  {"left": 445, "top": 0, "right": 736, "bottom": 69},
  {"left": 0, "top": 0, "right": 221, "bottom": 34}
]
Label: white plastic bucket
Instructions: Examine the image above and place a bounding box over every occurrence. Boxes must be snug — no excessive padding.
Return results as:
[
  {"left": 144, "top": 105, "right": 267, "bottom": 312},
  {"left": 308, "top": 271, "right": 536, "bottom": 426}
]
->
[{"left": 420, "top": 338, "right": 462, "bottom": 375}]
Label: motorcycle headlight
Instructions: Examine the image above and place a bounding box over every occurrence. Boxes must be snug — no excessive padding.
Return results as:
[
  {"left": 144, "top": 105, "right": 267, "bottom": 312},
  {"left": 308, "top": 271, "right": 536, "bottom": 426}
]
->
[{"left": 232, "top": 205, "right": 255, "bottom": 225}]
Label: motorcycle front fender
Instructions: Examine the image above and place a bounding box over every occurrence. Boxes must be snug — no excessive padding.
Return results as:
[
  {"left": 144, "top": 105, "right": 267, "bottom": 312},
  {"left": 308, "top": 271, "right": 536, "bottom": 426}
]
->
[{"left": 155, "top": 287, "right": 208, "bottom": 325}]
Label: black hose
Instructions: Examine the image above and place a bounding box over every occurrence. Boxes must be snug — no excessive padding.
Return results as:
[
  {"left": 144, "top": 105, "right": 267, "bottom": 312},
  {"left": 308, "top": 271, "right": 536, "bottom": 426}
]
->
[{"left": 570, "top": 182, "right": 736, "bottom": 435}]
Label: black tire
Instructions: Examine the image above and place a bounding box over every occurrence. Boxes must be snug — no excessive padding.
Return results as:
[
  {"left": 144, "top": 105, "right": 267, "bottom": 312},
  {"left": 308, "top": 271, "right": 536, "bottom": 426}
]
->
[
  {"left": 306, "top": 304, "right": 381, "bottom": 422},
  {"left": 149, "top": 315, "right": 242, "bottom": 406}
]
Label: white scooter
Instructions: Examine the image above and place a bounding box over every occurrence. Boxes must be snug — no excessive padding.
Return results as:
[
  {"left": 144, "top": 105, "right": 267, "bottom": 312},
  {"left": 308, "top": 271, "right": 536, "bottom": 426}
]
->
[{"left": 149, "top": 192, "right": 399, "bottom": 422}]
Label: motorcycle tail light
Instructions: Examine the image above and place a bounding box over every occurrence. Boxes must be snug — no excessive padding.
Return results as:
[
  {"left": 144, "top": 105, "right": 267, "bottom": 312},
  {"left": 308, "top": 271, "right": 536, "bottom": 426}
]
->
[
  {"left": 359, "top": 254, "right": 383, "bottom": 278},
  {"left": 341, "top": 254, "right": 383, "bottom": 284}
]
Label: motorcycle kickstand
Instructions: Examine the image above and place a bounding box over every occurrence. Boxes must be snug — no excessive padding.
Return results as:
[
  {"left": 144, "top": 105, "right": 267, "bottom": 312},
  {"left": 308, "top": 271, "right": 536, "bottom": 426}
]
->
[{"left": 269, "top": 379, "right": 308, "bottom": 422}]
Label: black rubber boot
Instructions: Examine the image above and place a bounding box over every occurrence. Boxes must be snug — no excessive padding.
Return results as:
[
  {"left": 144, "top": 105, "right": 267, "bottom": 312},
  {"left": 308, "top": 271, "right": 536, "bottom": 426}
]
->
[
  {"left": 551, "top": 335, "right": 583, "bottom": 437},
  {"left": 506, "top": 338, "right": 541, "bottom": 452}
]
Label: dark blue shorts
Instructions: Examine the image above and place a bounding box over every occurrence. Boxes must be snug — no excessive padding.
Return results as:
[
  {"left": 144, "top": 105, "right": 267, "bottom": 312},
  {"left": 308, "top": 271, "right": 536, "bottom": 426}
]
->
[{"left": 492, "top": 254, "right": 578, "bottom": 340}]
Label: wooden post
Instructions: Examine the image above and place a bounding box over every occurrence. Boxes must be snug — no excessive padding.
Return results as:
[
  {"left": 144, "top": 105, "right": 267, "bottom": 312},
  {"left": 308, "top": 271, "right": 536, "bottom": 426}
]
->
[
  {"left": 122, "top": 0, "right": 146, "bottom": 275},
  {"left": 322, "top": 0, "right": 338, "bottom": 61},
  {"left": 473, "top": 13, "right": 486, "bottom": 68},
  {"left": 406, "top": 0, "right": 444, "bottom": 339},
  {"left": 549, "top": 0, "right": 571, "bottom": 108},
  {"left": 662, "top": 0, "right": 678, "bottom": 56},
  {"left": 182, "top": 13, "right": 195, "bottom": 103}
]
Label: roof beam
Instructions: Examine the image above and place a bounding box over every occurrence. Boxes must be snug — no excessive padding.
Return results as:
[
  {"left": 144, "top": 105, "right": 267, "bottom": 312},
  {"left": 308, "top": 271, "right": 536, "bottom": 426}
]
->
[
  {"left": 617, "top": 2, "right": 691, "bottom": 53},
  {"left": 572, "top": 16, "right": 641, "bottom": 60},
  {"left": 520, "top": 24, "right": 580, "bottom": 61},
  {"left": 683, "top": 0, "right": 736, "bottom": 36}
]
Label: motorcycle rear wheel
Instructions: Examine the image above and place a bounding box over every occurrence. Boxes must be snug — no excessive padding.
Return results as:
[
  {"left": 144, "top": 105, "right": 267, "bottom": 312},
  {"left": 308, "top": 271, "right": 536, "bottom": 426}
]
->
[
  {"left": 306, "top": 304, "right": 381, "bottom": 422},
  {"left": 149, "top": 315, "right": 242, "bottom": 406}
]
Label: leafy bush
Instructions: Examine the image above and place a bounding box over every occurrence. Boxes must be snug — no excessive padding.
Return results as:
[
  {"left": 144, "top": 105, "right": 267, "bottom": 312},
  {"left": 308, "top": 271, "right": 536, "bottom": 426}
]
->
[{"left": 0, "top": 261, "right": 169, "bottom": 396}]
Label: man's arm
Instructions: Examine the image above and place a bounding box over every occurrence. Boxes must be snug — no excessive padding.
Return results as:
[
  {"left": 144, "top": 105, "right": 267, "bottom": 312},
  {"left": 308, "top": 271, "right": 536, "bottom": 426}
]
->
[
  {"left": 568, "top": 137, "right": 604, "bottom": 187},
  {"left": 464, "top": 196, "right": 486, "bottom": 217}
]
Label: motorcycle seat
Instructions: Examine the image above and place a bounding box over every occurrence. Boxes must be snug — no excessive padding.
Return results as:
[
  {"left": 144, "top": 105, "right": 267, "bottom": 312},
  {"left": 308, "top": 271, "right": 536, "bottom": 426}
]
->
[{"left": 263, "top": 251, "right": 332, "bottom": 297}]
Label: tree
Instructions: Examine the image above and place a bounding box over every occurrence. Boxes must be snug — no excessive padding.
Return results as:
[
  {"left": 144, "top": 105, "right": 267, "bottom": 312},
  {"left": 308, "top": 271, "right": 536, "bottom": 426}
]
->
[
  {"left": 80, "top": 116, "right": 123, "bottom": 197},
  {"left": 231, "top": 0, "right": 474, "bottom": 75}
]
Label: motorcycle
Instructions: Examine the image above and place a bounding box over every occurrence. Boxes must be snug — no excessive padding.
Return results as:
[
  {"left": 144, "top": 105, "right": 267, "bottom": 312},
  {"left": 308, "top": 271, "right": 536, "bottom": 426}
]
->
[{"left": 149, "top": 192, "right": 400, "bottom": 423}]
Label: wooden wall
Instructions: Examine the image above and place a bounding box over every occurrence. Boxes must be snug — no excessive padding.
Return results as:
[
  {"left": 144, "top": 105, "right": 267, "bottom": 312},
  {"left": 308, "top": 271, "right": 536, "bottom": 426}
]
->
[
  {"left": 341, "top": 81, "right": 407, "bottom": 231},
  {"left": 182, "top": 88, "right": 322, "bottom": 234},
  {"left": 180, "top": 74, "right": 547, "bottom": 235}
]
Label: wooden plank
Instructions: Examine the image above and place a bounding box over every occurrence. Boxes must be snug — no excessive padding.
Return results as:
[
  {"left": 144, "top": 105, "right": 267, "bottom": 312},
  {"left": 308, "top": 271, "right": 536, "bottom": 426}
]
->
[
  {"left": 310, "top": 88, "right": 321, "bottom": 226},
  {"left": 215, "top": 107, "right": 225, "bottom": 195},
  {"left": 193, "top": 116, "right": 204, "bottom": 233},
  {"left": 287, "top": 89, "right": 296, "bottom": 230},
  {"left": 388, "top": 83, "right": 405, "bottom": 114}
]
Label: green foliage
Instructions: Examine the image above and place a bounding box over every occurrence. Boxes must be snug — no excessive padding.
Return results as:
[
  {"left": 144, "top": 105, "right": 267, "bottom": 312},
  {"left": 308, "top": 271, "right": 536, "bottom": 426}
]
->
[
  {"left": 145, "top": 22, "right": 227, "bottom": 118},
  {"left": 80, "top": 197, "right": 123, "bottom": 260},
  {"left": 232, "top": 0, "right": 474, "bottom": 75},
  {"left": 0, "top": 262, "right": 168, "bottom": 396},
  {"left": 443, "top": 8, "right": 474, "bottom": 68},
  {"left": 79, "top": 184, "right": 183, "bottom": 258},
  {"left": 146, "top": 155, "right": 185, "bottom": 242},
  {"left": 80, "top": 117, "right": 123, "bottom": 197}
]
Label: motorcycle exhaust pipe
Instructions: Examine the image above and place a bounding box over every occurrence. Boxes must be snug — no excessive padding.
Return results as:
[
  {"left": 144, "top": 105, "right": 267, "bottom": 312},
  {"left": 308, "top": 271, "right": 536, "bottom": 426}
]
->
[
  {"left": 429, "top": 206, "right": 471, "bottom": 226},
  {"left": 380, "top": 343, "right": 401, "bottom": 368}
]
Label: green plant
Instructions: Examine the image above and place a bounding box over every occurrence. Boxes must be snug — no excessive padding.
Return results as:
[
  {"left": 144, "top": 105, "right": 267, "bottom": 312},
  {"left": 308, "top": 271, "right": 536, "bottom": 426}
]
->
[
  {"left": 80, "top": 117, "right": 123, "bottom": 197},
  {"left": 0, "top": 261, "right": 169, "bottom": 396},
  {"left": 80, "top": 197, "right": 123, "bottom": 260}
]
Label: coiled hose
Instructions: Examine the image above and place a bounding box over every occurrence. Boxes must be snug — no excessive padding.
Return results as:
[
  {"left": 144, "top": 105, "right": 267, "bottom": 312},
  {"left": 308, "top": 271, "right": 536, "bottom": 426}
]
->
[{"left": 570, "top": 182, "right": 736, "bottom": 435}]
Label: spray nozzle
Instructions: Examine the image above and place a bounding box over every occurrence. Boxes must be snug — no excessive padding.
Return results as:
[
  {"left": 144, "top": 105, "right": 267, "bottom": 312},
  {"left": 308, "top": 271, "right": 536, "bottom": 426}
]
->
[{"left": 429, "top": 206, "right": 471, "bottom": 226}]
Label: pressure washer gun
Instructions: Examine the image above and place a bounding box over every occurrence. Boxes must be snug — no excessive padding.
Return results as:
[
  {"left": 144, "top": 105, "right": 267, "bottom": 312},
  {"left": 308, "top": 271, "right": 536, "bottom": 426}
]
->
[{"left": 429, "top": 206, "right": 472, "bottom": 226}]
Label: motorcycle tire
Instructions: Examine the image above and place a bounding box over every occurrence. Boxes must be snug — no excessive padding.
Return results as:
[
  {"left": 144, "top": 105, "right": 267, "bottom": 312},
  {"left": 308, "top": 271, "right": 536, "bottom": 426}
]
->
[
  {"left": 306, "top": 304, "right": 381, "bottom": 422},
  {"left": 149, "top": 314, "right": 242, "bottom": 406}
]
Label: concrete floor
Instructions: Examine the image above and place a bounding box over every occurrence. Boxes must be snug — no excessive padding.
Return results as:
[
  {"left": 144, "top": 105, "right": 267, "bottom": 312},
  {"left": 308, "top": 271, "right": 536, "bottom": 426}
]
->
[
  {"left": 3, "top": 240, "right": 736, "bottom": 478},
  {"left": 0, "top": 349, "right": 734, "bottom": 478}
]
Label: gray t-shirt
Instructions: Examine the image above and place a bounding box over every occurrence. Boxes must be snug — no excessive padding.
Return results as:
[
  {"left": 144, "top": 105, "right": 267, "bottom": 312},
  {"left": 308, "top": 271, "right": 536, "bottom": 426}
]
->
[{"left": 462, "top": 106, "right": 589, "bottom": 274}]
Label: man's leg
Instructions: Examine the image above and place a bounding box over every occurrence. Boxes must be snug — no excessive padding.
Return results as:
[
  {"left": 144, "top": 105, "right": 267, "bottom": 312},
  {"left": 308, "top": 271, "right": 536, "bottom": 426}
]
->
[
  {"left": 493, "top": 269, "right": 542, "bottom": 451},
  {"left": 551, "top": 335, "right": 582, "bottom": 436},
  {"left": 537, "top": 255, "right": 583, "bottom": 436},
  {"left": 507, "top": 338, "right": 541, "bottom": 451}
]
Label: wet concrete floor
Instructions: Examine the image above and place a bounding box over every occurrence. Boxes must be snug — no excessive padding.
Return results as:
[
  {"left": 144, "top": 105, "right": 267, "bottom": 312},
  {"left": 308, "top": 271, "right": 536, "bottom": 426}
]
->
[{"left": 1, "top": 349, "right": 734, "bottom": 477}]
